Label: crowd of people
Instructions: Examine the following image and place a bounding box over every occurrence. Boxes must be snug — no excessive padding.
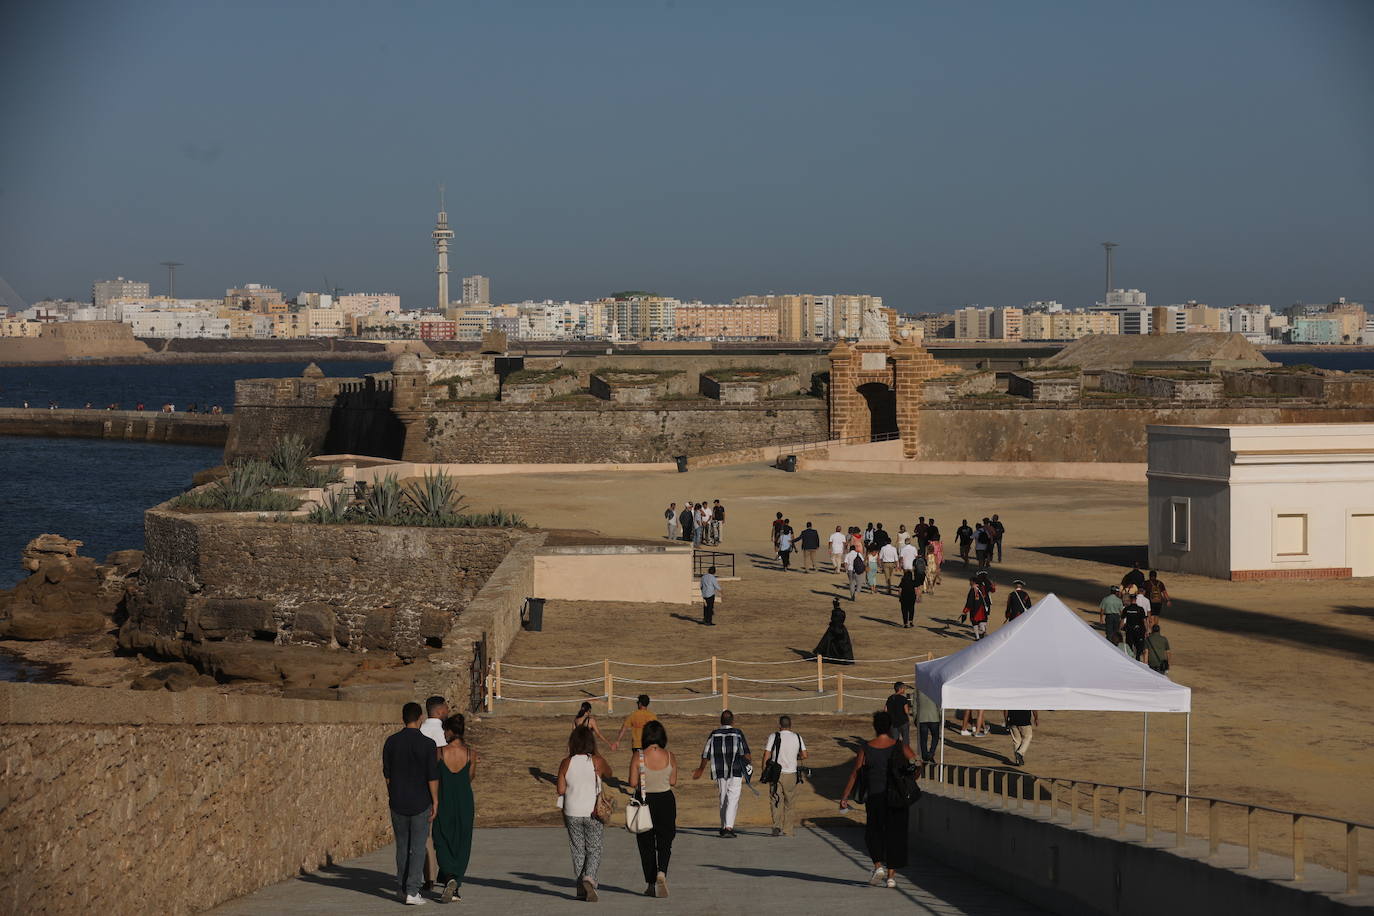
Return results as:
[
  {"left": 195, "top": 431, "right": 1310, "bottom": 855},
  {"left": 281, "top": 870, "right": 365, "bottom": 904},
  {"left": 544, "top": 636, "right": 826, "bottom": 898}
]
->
[{"left": 665, "top": 500, "right": 726, "bottom": 546}]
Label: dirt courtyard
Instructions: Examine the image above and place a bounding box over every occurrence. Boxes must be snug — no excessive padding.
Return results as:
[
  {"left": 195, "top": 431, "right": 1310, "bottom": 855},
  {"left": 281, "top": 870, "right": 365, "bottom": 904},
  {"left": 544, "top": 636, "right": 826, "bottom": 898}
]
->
[{"left": 450, "top": 464, "right": 1373, "bottom": 871}]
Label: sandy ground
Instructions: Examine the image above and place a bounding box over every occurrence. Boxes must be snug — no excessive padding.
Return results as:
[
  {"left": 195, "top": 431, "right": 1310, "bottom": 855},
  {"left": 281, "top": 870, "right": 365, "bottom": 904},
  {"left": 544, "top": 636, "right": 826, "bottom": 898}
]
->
[{"left": 444, "top": 464, "right": 1373, "bottom": 874}]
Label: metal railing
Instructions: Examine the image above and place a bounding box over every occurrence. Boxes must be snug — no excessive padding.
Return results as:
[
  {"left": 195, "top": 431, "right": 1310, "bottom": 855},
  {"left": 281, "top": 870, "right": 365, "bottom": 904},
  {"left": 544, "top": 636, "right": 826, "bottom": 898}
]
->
[
  {"left": 928, "top": 763, "right": 1369, "bottom": 894},
  {"left": 693, "top": 549, "right": 735, "bottom": 578}
]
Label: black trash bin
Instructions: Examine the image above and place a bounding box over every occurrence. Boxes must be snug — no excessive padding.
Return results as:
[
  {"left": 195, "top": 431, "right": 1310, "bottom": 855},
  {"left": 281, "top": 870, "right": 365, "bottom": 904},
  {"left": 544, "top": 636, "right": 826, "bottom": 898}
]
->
[
  {"left": 521, "top": 597, "right": 546, "bottom": 632},
  {"left": 674, "top": 455, "right": 689, "bottom": 473},
  {"left": 782, "top": 454, "right": 798, "bottom": 472}
]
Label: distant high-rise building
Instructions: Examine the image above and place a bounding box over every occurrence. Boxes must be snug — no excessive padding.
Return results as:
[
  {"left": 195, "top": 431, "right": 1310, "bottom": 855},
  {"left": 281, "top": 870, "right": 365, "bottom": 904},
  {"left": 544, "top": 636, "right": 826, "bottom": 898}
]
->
[
  {"left": 462, "top": 275, "right": 490, "bottom": 305},
  {"left": 92, "top": 277, "right": 149, "bottom": 309},
  {"left": 953, "top": 306, "right": 994, "bottom": 340},
  {"left": 1104, "top": 288, "right": 1147, "bottom": 307}
]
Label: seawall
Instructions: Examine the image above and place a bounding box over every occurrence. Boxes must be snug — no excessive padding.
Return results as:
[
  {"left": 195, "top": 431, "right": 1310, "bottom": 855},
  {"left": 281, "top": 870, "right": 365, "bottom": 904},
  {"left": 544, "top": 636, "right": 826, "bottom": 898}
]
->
[{"left": 0, "top": 408, "right": 230, "bottom": 446}]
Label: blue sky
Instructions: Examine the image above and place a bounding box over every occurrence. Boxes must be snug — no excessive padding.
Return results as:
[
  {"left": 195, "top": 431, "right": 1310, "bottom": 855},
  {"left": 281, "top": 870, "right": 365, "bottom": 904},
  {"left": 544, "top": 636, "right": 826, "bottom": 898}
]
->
[{"left": 2, "top": 0, "right": 1371, "bottom": 312}]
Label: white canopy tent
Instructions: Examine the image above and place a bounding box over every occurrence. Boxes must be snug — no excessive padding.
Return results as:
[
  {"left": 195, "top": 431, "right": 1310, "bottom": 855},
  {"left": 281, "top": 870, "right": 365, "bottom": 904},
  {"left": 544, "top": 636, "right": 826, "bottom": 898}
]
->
[{"left": 915, "top": 593, "right": 1191, "bottom": 792}]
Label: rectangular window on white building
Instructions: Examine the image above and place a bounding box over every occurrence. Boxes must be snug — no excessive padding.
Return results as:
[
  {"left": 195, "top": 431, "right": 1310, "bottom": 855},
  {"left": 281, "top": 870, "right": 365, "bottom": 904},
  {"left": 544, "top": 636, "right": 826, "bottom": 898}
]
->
[
  {"left": 1169, "top": 497, "right": 1190, "bottom": 550},
  {"left": 1274, "top": 513, "right": 1309, "bottom": 558}
]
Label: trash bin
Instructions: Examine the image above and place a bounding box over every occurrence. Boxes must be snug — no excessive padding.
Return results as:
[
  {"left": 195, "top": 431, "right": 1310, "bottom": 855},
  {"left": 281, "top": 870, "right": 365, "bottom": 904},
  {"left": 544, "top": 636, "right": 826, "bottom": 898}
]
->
[
  {"left": 674, "top": 455, "right": 689, "bottom": 473},
  {"left": 783, "top": 454, "right": 798, "bottom": 472},
  {"left": 521, "top": 597, "right": 545, "bottom": 632}
]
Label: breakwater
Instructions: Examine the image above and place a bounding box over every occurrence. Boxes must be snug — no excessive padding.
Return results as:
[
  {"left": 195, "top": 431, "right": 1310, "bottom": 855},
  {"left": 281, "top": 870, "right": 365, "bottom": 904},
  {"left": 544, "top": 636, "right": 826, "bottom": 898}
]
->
[{"left": 0, "top": 408, "right": 229, "bottom": 446}]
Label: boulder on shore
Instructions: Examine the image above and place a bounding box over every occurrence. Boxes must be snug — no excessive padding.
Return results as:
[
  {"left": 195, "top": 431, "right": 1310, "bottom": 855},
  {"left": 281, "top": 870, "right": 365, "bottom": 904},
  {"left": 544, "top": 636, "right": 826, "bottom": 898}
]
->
[{"left": 0, "top": 535, "right": 142, "bottom": 640}]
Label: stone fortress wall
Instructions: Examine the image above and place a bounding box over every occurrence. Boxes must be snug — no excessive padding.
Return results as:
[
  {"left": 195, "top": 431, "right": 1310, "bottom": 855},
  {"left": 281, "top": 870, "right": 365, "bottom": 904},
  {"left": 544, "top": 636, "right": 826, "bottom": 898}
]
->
[{"left": 0, "top": 683, "right": 396, "bottom": 916}]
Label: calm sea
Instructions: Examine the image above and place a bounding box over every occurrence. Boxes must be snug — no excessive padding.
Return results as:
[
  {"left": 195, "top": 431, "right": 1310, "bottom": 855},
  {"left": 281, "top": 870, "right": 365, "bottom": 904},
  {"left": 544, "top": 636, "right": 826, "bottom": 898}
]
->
[
  {"left": 1262, "top": 350, "right": 1374, "bottom": 371},
  {"left": 0, "top": 360, "right": 390, "bottom": 590}
]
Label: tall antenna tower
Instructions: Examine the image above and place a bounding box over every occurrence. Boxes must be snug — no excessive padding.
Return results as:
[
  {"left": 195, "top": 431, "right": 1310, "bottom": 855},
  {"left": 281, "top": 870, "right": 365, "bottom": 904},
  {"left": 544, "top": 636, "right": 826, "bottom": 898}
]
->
[
  {"left": 1100, "top": 243, "right": 1118, "bottom": 298},
  {"left": 432, "top": 184, "right": 454, "bottom": 311},
  {"left": 160, "top": 261, "right": 184, "bottom": 298}
]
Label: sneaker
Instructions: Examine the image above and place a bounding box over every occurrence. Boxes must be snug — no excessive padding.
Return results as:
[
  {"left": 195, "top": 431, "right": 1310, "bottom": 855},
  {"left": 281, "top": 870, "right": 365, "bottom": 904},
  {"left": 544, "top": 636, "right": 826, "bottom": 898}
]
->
[
  {"left": 771, "top": 827, "right": 782, "bottom": 836},
  {"left": 1015, "top": 752, "right": 1025, "bottom": 766},
  {"left": 645, "top": 885, "right": 657, "bottom": 897},
  {"left": 885, "top": 877, "right": 897, "bottom": 889},
  {"left": 655, "top": 872, "right": 669, "bottom": 897},
  {"left": 969, "top": 730, "right": 980, "bottom": 739},
  {"left": 724, "top": 828, "right": 738, "bottom": 838},
  {"left": 404, "top": 893, "right": 426, "bottom": 905},
  {"left": 441, "top": 879, "right": 457, "bottom": 904},
  {"left": 959, "top": 729, "right": 972, "bottom": 736},
  {"left": 867, "top": 867, "right": 886, "bottom": 887},
  {"left": 718, "top": 827, "right": 728, "bottom": 837}
]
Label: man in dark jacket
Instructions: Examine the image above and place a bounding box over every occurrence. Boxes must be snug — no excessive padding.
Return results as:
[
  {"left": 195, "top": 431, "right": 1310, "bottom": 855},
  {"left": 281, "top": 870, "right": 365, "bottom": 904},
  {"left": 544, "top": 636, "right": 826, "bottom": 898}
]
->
[{"left": 798, "top": 521, "right": 821, "bottom": 572}]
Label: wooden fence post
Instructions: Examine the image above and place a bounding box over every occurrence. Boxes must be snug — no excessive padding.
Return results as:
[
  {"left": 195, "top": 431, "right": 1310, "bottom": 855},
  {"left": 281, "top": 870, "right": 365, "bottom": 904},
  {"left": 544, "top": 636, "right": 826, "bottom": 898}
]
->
[
  {"left": 1248, "top": 806, "right": 1259, "bottom": 870},
  {"left": 1208, "top": 800, "right": 1220, "bottom": 858},
  {"left": 722, "top": 673, "right": 729, "bottom": 711},
  {"left": 711, "top": 656, "right": 718, "bottom": 694},
  {"left": 494, "top": 659, "right": 502, "bottom": 698},
  {"left": 1347, "top": 823, "right": 1359, "bottom": 894},
  {"left": 816, "top": 655, "right": 824, "bottom": 693},
  {"left": 1117, "top": 787, "right": 1126, "bottom": 836},
  {"left": 484, "top": 670, "right": 493, "bottom": 713},
  {"left": 1175, "top": 795, "right": 1186, "bottom": 849},
  {"left": 1292, "top": 815, "right": 1304, "bottom": 882},
  {"left": 836, "top": 673, "right": 844, "bottom": 712},
  {"left": 1144, "top": 791, "right": 1153, "bottom": 843},
  {"left": 604, "top": 660, "right": 613, "bottom": 714}
]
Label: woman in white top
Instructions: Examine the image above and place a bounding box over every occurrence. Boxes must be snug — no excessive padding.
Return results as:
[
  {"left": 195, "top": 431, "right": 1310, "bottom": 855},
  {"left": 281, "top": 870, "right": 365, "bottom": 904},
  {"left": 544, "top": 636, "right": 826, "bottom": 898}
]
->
[{"left": 557, "top": 725, "right": 613, "bottom": 901}]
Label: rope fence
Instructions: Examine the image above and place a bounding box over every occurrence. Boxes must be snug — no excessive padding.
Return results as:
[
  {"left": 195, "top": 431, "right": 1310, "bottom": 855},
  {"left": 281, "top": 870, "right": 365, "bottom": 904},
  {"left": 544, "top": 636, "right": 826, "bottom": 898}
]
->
[{"left": 484, "top": 652, "right": 937, "bottom": 714}]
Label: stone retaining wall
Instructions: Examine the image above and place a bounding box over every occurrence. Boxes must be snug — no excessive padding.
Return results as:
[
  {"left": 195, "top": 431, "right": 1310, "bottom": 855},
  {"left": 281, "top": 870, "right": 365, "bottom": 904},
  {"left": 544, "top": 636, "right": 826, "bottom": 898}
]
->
[
  {"left": 0, "top": 408, "right": 229, "bottom": 446},
  {"left": 0, "top": 683, "right": 396, "bottom": 916}
]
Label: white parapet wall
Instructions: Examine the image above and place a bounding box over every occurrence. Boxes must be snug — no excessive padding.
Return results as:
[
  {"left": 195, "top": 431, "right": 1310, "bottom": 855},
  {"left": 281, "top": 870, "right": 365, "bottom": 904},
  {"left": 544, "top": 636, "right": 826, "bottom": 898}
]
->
[{"left": 533, "top": 544, "right": 696, "bottom": 605}]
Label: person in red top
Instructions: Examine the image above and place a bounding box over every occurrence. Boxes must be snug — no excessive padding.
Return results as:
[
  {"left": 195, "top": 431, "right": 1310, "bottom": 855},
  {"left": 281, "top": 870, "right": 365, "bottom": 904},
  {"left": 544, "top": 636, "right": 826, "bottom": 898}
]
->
[{"left": 961, "top": 576, "right": 992, "bottom": 640}]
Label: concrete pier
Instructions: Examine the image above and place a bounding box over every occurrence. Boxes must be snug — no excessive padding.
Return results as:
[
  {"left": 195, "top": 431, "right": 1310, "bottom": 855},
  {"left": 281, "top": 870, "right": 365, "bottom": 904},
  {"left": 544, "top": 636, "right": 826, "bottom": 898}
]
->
[{"left": 0, "top": 407, "right": 230, "bottom": 447}]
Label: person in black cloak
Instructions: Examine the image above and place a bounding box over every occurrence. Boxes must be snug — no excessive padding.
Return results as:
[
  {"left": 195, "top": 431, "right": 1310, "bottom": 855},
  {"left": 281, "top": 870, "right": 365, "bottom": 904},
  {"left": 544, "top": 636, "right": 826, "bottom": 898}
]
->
[{"left": 812, "top": 598, "right": 854, "bottom": 665}]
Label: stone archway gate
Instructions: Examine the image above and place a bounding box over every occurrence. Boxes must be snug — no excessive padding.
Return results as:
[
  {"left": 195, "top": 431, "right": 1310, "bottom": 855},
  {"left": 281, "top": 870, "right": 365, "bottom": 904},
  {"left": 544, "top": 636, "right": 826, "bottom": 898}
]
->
[{"left": 828, "top": 337, "right": 942, "bottom": 458}]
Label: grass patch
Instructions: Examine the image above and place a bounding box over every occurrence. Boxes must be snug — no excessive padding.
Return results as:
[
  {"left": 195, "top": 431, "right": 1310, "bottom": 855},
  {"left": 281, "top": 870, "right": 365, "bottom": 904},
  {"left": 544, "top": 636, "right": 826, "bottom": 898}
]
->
[
  {"left": 504, "top": 367, "right": 576, "bottom": 385},
  {"left": 703, "top": 367, "right": 794, "bottom": 383}
]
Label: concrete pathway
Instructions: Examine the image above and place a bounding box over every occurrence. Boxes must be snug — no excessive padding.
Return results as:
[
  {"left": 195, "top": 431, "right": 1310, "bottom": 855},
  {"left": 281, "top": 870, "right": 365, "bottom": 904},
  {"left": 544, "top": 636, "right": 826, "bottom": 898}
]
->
[{"left": 211, "top": 824, "right": 1043, "bottom": 915}]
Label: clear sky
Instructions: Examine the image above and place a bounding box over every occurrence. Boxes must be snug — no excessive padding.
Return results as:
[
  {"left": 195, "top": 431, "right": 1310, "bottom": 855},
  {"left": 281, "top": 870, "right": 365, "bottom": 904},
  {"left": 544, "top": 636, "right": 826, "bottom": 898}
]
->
[{"left": 2, "top": 0, "right": 1371, "bottom": 312}]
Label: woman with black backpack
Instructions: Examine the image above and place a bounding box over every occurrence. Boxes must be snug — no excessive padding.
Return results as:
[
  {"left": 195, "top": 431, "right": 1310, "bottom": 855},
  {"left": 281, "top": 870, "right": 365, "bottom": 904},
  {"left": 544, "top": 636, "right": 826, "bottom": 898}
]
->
[{"left": 838, "top": 710, "right": 919, "bottom": 889}]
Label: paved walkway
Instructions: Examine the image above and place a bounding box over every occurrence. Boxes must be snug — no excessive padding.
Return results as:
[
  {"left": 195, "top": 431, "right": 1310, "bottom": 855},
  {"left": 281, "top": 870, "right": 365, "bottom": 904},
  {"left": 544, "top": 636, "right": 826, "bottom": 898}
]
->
[{"left": 211, "top": 824, "right": 1042, "bottom": 914}]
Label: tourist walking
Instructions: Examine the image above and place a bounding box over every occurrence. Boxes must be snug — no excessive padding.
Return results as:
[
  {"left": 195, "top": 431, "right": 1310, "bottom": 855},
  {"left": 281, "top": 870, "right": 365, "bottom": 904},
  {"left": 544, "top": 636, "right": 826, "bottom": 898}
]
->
[
  {"left": 711, "top": 499, "right": 725, "bottom": 544},
  {"left": 813, "top": 598, "right": 855, "bottom": 664},
  {"left": 693, "top": 710, "right": 751, "bottom": 837},
  {"left": 1121, "top": 561, "right": 1146, "bottom": 592},
  {"left": 926, "top": 518, "right": 941, "bottom": 547},
  {"left": 844, "top": 543, "right": 865, "bottom": 600},
  {"left": 761, "top": 715, "right": 808, "bottom": 837},
  {"left": 381, "top": 702, "right": 439, "bottom": 906},
  {"left": 1005, "top": 580, "right": 1031, "bottom": 622},
  {"left": 878, "top": 539, "right": 899, "bottom": 593},
  {"left": 1121, "top": 594, "right": 1149, "bottom": 659},
  {"left": 872, "top": 522, "right": 891, "bottom": 549},
  {"left": 1005, "top": 709, "right": 1037, "bottom": 767},
  {"left": 915, "top": 690, "right": 940, "bottom": 765},
  {"left": 898, "top": 570, "right": 918, "bottom": 628},
  {"left": 419, "top": 696, "right": 448, "bottom": 891},
  {"left": 829, "top": 525, "right": 847, "bottom": 573},
  {"left": 973, "top": 522, "right": 989, "bottom": 568},
  {"left": 557, "top": 724, "right": 613, "bottom": 901},
  {"left": 777, "top": 523, "right": 794, "bottom": 571},
  {"left": 885, "top": 682, "right": 912, "bottom": 745},
  {"left": 433, "top": 715, "right": 477, "bottom": 904},
  {"left": 989, "top": 514, "right": 1005, "bottom": 561},
  {"left": 914, "top": 517, "right": 929, "bottom": 554},
  {"left": 1144, "top": 570, "right": 1171, "bottom": 625},
  {"left": 864, "top": 546, "right": 880, "bottom": 594},
  {"left": 839, "top": 710, "right": 918, "bottom": 889},
  {"left": 899, "top": 536, "right": 918, "bottom": 576},
  {"left": 1144, "top": 624, "right": 1172, "bottom": 674},
  {"left": 701, "top": 565, "right": 722, "bottom": 625},
  {"left": 1099, "top": 585, "right": 1123, "bottom": 639},
  {"left": 771, "top": 512, "right": 786, "bottom": 556},
  {"left": 923, "top": 543, "right": 940, "bottom": 593},
  {"left": 629, "top": 721, "right": 678, "bottom": 898},
  {"left": 956, "top": 519, "right": 974, "bottom": 567},
  {"left": 798, "top": 521, "right": 821, "bottom": 572},
  {"left": 612, "top": 694, "right": 656, "bottom": 754},
  {"left": 574, "top": 701, "right": 611, "bottom": 747},
  {"left": 665, "top": 502, "right": 679, "bottom": 540}
]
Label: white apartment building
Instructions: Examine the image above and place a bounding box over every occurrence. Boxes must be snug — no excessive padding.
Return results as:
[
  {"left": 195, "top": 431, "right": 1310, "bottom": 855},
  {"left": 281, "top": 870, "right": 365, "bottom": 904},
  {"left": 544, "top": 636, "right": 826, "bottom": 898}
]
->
[
  {"left": 336, "top": 293, "right": 401, "bottom": 317},
  {"left": 129, "top": 310, "right": 231, "bottom": 339},
  {"left": 953, "top": 306, "right": 994, "bottom": 340},
  {"left": 991, "top": 307, "right": 1023, "bottom": 340},
  {"left": 1021, "top": 310, "right": 1121, "bottom": 340},
  {"left": 1104, "top": 288, "right": 1148, "bottom": 307},
  {"left": 1223, "top": 305, "right": 1273, "bottom": 343}
]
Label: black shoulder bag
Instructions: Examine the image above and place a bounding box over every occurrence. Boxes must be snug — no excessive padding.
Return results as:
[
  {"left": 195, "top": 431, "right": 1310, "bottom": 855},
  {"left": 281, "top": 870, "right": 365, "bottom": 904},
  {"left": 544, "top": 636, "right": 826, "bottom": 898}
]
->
[{"left": 760, "top": 732, "right": 783, "bottom": 785}]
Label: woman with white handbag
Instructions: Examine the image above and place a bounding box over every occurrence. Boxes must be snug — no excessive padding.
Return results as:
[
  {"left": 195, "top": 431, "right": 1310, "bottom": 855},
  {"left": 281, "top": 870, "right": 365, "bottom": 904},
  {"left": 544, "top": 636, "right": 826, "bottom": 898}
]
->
[{"left": 626, "top": 720, "right": 678, "bottom": 898}]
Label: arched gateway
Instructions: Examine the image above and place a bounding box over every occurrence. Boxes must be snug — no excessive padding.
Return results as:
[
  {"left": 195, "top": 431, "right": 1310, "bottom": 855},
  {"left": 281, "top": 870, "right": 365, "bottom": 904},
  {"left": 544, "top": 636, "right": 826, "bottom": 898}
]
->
[{"left": 828, "top": 334, "right": 941, "bottom": 458}]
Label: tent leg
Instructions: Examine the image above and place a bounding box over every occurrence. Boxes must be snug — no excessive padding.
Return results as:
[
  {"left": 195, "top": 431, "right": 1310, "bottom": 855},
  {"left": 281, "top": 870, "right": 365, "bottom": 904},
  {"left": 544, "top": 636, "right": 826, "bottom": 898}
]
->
[
  {"left": 938, "top": 707, "right": 945, "bottom": 779},
  {"left": 1142, "top": 712, "right": 1149, "bottom": 792},
  {"left": 1184, "top": 712, "right": 1191, "bottom": 827}
]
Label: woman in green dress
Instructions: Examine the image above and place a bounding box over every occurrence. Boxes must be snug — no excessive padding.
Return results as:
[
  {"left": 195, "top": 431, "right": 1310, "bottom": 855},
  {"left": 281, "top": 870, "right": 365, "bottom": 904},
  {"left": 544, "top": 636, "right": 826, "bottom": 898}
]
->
[{"left": 434, "top": 714, "right": 478, "bottom": 903}]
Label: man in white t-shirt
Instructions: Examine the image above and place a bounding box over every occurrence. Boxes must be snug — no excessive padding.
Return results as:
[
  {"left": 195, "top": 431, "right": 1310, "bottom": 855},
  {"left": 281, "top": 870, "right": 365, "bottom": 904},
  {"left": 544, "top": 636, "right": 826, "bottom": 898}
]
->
[
  {"left": 828, "top": 526, "right": 847, "bottom": 573},
  {"left": 761, "top": 715, "right": 809, "bottom": 837},
  {"left": 419, "top": 695, "right": 448, "bottom": 892},
  {"left": 899, "top": 540, "right": 918, "bottom": 573},
  {"left": 878, "top": 541, "right": 900, "bottom": 593},
  {"left": 843, "top": 546, "right": 864, "bottom": 600}
]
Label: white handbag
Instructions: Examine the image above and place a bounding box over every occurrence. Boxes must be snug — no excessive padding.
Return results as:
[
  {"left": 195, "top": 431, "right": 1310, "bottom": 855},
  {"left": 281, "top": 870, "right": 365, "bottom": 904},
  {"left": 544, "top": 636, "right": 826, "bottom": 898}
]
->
[{"left": 625, "top": 750, "right": 655, "bottom": 834}]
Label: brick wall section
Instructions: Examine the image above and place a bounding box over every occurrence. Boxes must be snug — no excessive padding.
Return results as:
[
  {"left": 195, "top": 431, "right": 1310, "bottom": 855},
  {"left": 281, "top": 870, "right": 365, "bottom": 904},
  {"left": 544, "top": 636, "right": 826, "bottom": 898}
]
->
[
  {"left": 0, "top": 683, "right": 396, "bottom": 916},
  {"left": 1230, "top": 567, "right": 1351, "bottom": 581},
  {"left": 916, "top": 403, "right": 1374, "bottom": 463},
  {"left": 400, "top": 401, "right": 828, "bottom": 463},
  {"left": 131, "top": 506, "right": 521, "bottom": 658}
]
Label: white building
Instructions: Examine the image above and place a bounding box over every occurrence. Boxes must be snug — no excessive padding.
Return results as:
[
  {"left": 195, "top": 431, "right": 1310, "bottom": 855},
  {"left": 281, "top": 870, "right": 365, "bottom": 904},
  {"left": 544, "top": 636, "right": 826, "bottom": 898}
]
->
[
  {"left": 93, "top": 277, "right": 150, "bottom": 309},
  {"left": 1147, "top": 424, "right": 1374, "bottom": 580},
  {"left": 462, "top": 275, "right": 490, "bottom": 305},
  {"left": 128, "top": 310, "right": 232, "bottom": 339},
  {"left": 1105, "top": 288, "right": 1147, "bottom": 307}
]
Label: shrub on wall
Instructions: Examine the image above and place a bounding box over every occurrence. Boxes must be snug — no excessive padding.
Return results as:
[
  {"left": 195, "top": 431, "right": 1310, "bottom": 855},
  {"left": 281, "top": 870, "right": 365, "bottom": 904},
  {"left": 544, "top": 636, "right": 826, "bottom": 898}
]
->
[
  {"left": 307, "top": 471, "right": 525, "bottom": 528},
  {"left": 174, "top": 461, "right": 303, "bottom": 512}
]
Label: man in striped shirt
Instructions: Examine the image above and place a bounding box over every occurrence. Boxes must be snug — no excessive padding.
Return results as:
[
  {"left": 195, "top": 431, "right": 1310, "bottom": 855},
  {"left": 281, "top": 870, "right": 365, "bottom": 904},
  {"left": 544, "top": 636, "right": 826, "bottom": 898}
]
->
[{"left": 693, "top": 710, "right": 752, "bottom": 837}]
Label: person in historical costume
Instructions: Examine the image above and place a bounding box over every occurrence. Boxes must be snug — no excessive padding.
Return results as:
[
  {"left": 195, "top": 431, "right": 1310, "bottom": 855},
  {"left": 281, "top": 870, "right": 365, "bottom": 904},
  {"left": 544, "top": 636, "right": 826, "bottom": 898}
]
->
[{"left": 813, "top": 598, "right": 855, "bottom": 664}]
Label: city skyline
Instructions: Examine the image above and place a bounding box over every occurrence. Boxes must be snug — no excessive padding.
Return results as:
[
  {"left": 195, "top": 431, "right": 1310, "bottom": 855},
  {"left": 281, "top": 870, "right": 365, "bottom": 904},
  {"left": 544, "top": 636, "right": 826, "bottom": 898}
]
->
[{"left": 2, "top": 1, "right": 1372, "bottom": 310}]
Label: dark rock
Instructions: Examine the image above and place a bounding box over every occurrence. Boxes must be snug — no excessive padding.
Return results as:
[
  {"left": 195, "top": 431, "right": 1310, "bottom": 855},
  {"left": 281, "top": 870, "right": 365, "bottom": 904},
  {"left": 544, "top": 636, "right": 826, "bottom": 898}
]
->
[
  {"left": 146, "top": 662, "right": 200, "bottom": 691},
  {"left": 291, "top": 602, "right": 335, "bottom": 644},
  {"left": 188, "top": 642, "right": 359, "bottom": 688},
  {"left": 281, "top": 687, "right": 339, "bottom": 701},
  {"left": 192, "top": 465, "right": 230, "bottom": 486},
  {"left": 188, "top": 598, "right": 276, "bottom": 641},
  {"left": 103, "top": 550, "right": 144, "bottom": 577},
  {"left": 130, "top": 676, "right": 163, "bottom": 691},
  {"left": 359, "top": 607, "right": 395, "bottom": 651},
  {"left": 90, "top": 634, "right": 119, "bottom": 653},
  {"left": 419, "top": 608, "right": 452, "bottom": 641}
]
